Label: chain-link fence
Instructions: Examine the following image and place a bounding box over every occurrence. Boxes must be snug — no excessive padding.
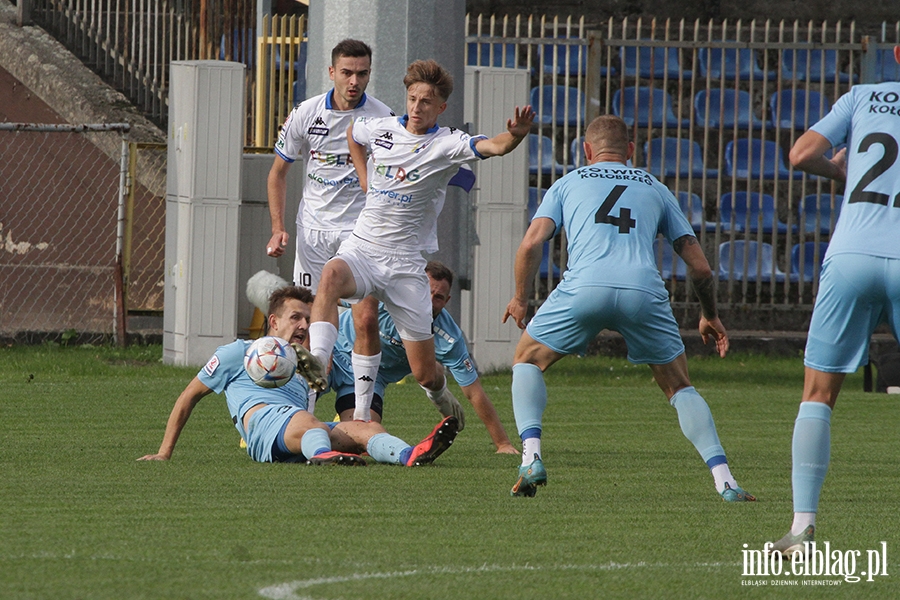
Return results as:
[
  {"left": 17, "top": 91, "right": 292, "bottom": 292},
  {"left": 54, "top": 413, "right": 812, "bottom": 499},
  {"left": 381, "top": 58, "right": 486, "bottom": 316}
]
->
[
  {"left": 125, "top": 142, "right": 166, "bottom": 314},
  {"left": 0, "top": 123, "right": 129, "bottom": 344}
]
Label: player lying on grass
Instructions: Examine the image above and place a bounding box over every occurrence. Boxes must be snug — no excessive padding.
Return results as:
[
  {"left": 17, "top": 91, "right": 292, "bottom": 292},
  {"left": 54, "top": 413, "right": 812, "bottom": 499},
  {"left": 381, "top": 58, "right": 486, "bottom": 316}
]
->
[
  {"left": 308, "top": 59, "right": 535, "bottom": 425},
  {"left": 503, "top": 115, "right": 755, "bottom": 501},
  {"left": 326, "top": 261, "right": 518, "bottom": 455},
  {"left": 138, "top": 285, "right": 458, "bottom": 466}
]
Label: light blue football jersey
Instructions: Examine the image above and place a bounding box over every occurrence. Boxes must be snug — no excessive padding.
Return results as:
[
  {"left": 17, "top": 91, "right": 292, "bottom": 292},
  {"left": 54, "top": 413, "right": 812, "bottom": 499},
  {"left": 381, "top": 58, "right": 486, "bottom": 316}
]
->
[
  {"left": 197, "top": 340, "right": 310, "bottom": 429},
  {"left": 811, "top": 83, "right": 900, "bottom": 260},
  {"left": 534, "top": 162, "right": 695, "bottom": 297},
  {"left": 334, "top": 304, "right": 479, "bottom": 388}
]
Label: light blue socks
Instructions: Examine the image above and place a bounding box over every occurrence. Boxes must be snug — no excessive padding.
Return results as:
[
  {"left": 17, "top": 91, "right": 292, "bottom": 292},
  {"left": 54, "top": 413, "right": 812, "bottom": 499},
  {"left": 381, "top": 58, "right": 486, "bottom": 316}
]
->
[
  {"left": 300, "top": 428, "right": 332, "bottom": 458},
  {"left": 512, "top": 363, "right": 548, "bottom": 435},
  {"left": 669, "top": 386, "right": 726, "bottom": 466},
  {"left": 792, "top": 401, "right": 832, "bottom": 513},
  {"left": 367, "top": 432, "right": 412, "bottom": 465}
]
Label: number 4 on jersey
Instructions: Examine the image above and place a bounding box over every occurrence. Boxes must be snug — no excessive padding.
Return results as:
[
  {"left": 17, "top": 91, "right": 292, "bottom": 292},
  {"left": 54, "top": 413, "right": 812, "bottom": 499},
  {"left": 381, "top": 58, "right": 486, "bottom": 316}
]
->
[{"left": 595, "top": 185, "right": 636, "bottom": 233}]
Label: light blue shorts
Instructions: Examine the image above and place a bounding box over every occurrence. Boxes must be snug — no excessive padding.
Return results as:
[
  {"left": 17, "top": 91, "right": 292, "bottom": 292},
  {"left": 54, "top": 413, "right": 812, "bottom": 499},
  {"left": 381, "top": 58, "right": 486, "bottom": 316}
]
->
[
  {"left": 526, "top": 284, "right": 685, "bottom": 364},
  {"left": 242, "top": 404, "right": 304, "bottom": 463},
  {"left": 805, "top": 253, "right": 900, "bottom": 373}
]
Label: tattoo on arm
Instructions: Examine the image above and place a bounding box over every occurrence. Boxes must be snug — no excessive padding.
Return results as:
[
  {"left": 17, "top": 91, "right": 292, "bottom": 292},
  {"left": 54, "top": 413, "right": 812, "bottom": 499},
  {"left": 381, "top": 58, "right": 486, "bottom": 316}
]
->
[
  {"left": 692, "top": 275, "right": 717, "bottom": 320},
  {"left": 672, "top": 234, "right": 695, "bottom": 255},
  {"left": 673, "top": 235, "right": 717, "bottom": 319}
]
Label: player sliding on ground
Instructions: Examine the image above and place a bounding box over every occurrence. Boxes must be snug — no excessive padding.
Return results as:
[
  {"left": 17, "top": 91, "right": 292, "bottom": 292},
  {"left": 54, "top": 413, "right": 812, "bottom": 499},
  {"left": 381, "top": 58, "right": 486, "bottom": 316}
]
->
[
  {"left": 138, "top": 286, "right": 458, "bottom": 467},
  {"left": 503, "top": 115, "right": 755, "bottom": 501}
]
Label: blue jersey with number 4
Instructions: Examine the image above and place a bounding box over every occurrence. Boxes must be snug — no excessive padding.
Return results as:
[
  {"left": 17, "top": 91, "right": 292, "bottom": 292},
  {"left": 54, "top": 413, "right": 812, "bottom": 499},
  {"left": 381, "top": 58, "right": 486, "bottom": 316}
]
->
[
  {"left": 811, "top": 83, "right": 900, "bottom": 260},
  {"left": 535, "top": 162, "right": 694, "bottom": 298}
]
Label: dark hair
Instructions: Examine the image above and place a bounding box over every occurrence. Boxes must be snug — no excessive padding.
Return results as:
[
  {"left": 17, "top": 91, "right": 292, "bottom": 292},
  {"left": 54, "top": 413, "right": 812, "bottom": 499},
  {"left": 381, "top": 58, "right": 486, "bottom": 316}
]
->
[
  {"left": 425, "top": 260, "right": 454, "bottom": 288},
  {"left": 268, "top": 286, "right": 314, "bottom": 317},
  {"left": 331, "top": 39, "right": 373, "bottom": 66},
  {"left": 403, "top": 59, "right": 453, "bottom": 101}
]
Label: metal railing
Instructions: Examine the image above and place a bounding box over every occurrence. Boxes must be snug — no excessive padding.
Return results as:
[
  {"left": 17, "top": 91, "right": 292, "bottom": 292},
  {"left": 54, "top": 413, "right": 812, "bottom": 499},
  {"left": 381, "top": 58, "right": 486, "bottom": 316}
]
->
[{"left": 466, "top": 15, "right": 900, "bottom": 320}]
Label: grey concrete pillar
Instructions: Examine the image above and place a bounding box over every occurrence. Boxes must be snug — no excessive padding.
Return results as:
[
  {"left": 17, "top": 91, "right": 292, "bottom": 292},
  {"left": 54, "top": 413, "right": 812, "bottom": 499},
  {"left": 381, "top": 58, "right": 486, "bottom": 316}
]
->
[{"left": 306, "top": 0, "right": 468, "bottom": 318}]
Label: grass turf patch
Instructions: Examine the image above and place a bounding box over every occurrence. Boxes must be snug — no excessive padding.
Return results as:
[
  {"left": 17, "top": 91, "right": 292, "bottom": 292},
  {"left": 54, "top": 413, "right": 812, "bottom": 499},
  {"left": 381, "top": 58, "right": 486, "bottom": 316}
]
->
[{"left": 0, "top": 344, "right": 896, "bottom": 598}]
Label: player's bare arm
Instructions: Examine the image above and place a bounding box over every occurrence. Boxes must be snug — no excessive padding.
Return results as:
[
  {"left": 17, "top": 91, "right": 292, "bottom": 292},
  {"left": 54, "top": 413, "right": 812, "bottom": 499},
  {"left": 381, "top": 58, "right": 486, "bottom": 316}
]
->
[
  {"left": 266, "top": 156, "right": 292, "bottom": 256},
  {"left": 346, "top": 123, "right": 369, "bottom": 192},
  {"left": 674, "top": 235, "right": 729, "bottom": 358},
  {"left": 788, "top": 130, "right": 847, "bottom": 182},
  {"left": 460, "top": 380, "right": 518, "bottom": 454},
  {"left": 503, "top": 217, "right": 555, "bottom": 329},
  {"left": 138, "top": 377, "right": 212, "bottom": 461},
  {"left": 474, "top": 105, "right": 536, "bottom": 158}
]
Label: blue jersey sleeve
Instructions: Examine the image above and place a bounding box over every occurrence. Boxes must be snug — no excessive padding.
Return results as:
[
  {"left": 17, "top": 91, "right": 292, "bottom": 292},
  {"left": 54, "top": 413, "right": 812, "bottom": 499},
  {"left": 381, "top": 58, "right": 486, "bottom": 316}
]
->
[
  {"left": 533, "top": 182, "right": 564, "bottom": 237},
  {"left": 657, "top": 184, "right": 695, "bottom": 244},
  {"left": 432, "top": 311, "right": 478, "bottom": 388},
  {"left": 197, "top": 340, "right": 247, "bottom": 393},
  {"left": 811, "top": 90, "right": 854, "bottom": 147}
]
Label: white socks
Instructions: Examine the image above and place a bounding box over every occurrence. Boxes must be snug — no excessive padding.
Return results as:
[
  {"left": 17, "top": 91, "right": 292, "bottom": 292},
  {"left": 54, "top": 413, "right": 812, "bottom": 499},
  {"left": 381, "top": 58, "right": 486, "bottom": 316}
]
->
[
  {"left": 352, "top": 352, "right": 381, "bottom": 421},
  {"left": 309, "top": 322, "right": 338, "bottom": 369}
]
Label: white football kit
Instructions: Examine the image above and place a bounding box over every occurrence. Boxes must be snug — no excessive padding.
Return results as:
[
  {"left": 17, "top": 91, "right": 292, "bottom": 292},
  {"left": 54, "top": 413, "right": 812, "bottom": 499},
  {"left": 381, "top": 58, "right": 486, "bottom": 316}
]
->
[
  {"left": 335, "top": 115, "right": 487, "bottom": 339},
  {"left": 274, "top": 90, "right": 394, "bottom": 290}
]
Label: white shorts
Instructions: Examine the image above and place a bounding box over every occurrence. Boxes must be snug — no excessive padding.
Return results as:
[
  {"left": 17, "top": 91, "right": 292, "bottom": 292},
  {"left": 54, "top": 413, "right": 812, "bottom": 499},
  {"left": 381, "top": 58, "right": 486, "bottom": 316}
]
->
[
  {"left": 331, "top": 235, "right": 432, "bottom": 341},
  {"left": 293, "top": 226, "right": 351, "bottom": 293}
]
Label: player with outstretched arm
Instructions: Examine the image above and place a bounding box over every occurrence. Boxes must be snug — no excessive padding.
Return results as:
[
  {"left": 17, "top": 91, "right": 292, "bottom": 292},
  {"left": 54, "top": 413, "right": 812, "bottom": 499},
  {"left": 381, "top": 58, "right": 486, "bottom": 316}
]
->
[{"left": 307, "top": 59, "right": 535, "bottom": 426}]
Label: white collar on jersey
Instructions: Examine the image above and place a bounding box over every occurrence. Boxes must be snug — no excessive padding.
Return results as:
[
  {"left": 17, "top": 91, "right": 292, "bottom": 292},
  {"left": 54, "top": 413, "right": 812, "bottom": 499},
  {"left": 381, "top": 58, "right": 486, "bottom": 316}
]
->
[
  {"left": 398, "top": 115, "right": 440, "bottom": 134},
  {"left": 325, "top": 89, "right": 369, "bottom": 111}
]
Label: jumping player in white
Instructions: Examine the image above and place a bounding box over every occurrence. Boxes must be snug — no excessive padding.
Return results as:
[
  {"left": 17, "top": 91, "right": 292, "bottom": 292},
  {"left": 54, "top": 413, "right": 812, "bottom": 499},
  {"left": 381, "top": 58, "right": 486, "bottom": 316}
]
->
[
  {"left": 503, "top": 115, "right": 755, "bottom": 501},
  {"left": 328, "top": 261, "right": 518, "bottom": 454},
  {"left": 266, "top": 39, "right": 394, "bottom": 417},
  {"left": 768, "top": 45, "right": 900, "bottom": 559},
  {"left": 307, "top": 59, "right": 535, "bottom": 423}
]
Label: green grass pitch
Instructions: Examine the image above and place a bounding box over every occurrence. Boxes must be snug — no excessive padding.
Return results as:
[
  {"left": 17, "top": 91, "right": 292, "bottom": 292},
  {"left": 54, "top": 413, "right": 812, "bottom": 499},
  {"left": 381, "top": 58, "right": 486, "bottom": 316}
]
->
[{"left": 1, "top": 343, "right": 897, "bottom": 598}]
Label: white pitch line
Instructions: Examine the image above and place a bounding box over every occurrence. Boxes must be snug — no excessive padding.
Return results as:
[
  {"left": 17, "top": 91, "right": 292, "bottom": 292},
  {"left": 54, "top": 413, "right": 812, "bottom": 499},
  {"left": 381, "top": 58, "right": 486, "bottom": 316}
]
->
[{"left": 258, "top": 562, "right": 740, "bottom": 600}]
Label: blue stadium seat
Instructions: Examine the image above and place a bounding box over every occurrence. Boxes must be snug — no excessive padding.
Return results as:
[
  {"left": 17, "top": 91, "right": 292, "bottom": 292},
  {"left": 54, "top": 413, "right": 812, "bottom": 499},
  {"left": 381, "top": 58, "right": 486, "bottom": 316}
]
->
[
  {"left": 876, "top": 48, "right": 900, "bottom": 82},
  {"left": 653, "top": 238, "right": 687, "bottom": 281},
  {"left": 539, "top": 41, "right": 588, "bottom": 76},
  {"left": 528, "top": 187, "right": 562, "bottom": 279},
  {"left": 791, "top": 242, "right": 828, "bottom": 283},
  {"left": 769, "top": 89, "right": 832, "bottom": 130},
  {"left": 694, "top": 89, "right": 765, "bottom": 130},
  {"left": 724, "top": 138, "right": 800, "bottom": 180},
  {"left": 643, "top": 138, "right": 718, "bottom": 179},
  {"left": 781, "top": 46, "right": 856, "bottom": 83},
  {"left": 528, "top": 135, "right": 568, "bottom": 176},
  {"left": 531, "top": 86, "right": 585, "bottom": 127},
  {"left": 698, "top": 47, "right": 773, "bottom": 81},
  {"left": 570, "top": 136, "right": 586, "bottom": 168},
  {"left": 798, "top": 193, "right": 842, "bottom": 234},
  {"left": 718, "top": 240, "right": 787, "bottom": 283},
  {"left": 677, "top": 191, "right": 717, "bottom": 233},
  {"left": 620, "top": 46, "right": 692, "bottom": 79},
  {"left": 612, "top": 86, "right": 689, "bottom": 129},
  {"left": 719, "top": 191, "right": 791, "bottom": 234},
  {"left": 467, "top": 42, "right": 521, "bottom": 69}
]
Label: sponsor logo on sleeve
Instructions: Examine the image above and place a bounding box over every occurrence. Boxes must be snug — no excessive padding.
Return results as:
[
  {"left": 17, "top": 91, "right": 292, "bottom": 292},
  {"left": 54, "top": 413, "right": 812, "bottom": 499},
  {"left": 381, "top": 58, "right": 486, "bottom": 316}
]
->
[{"left": 203, "top": 355, "right": 219, "bottom": 377}]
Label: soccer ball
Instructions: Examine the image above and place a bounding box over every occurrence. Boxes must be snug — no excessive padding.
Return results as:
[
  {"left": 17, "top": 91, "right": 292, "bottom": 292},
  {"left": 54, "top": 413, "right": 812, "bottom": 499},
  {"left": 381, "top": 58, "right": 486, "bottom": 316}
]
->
[{"left": 243, "top": 336, "right": 298, "bottom": 388}]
